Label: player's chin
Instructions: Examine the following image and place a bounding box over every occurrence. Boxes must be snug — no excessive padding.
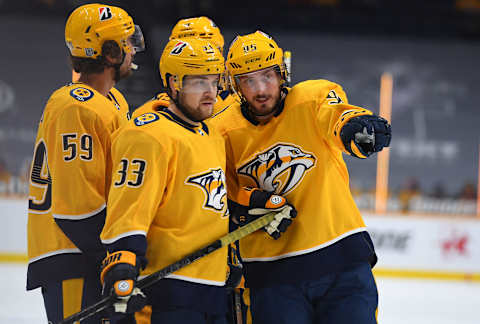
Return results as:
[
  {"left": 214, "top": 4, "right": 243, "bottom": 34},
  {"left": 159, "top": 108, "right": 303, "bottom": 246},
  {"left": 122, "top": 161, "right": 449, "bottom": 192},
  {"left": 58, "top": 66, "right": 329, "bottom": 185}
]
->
[
  {"left": 198, "top": 103, "right": 214, "bottom": 119},
  {"left": 118, "top": 69, "right": 133, "bottom": 81},
  {"left": 251, "top": 101, "right": 276, "bottom": 116}
]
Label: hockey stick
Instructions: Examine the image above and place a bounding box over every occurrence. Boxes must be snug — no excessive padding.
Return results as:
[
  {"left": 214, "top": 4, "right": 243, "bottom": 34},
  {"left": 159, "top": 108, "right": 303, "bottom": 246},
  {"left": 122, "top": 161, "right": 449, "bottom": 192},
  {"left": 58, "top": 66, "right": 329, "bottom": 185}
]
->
[
  {"left": 234, "top": 289, "right": 243, "bottom": 324},
  {"left": 59, "top": 212, "right": 277, "bottom": 324}
]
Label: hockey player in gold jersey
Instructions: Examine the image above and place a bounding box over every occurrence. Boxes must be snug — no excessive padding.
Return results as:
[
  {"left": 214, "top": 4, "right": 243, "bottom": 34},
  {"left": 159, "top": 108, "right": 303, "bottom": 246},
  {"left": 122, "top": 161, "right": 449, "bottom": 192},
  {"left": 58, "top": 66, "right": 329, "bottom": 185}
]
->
[
  {"left": 128, "top": 16, "right": 237, "bottom": 324},
  {"left": 26, "top": 3, "right": 144, "bottom": 323},
  {"left": 99, "top": 38, "right": 230, "bottom": 324},
  {"left": 132, "top": 16, "right": 236, "bottom": 120},
  {"left": 210, "top": 31, "right": 392, "bottom": 324},
  {"left": 72, "top": 72, "right": 152, "bottom": 324},
  {"left": 99, "top": 36, "right": 295, "bottom": 324}
]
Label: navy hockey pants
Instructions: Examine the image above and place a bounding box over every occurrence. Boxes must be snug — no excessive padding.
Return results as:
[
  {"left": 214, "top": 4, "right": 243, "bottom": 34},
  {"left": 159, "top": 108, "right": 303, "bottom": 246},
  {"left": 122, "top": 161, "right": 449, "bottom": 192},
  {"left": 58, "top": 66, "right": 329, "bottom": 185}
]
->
[
  {"left": 41, "top": 274, "right": 107, "bottom": 324},
  {"left": 151, "top": 307, "right": 228, "bottom": 324},
  {"left": 249, "top": 262, "right": 378, "bottom": 324}
]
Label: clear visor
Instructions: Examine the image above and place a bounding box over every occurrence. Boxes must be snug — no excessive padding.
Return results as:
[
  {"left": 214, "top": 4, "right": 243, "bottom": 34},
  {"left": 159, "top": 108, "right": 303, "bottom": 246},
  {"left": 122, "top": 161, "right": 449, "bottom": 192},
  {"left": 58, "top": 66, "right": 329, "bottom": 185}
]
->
[
  {"left": 234, "top": 66, "right": 280, "bottom": 92},
  {"left": 129, "top": 25, "right": 145, "bottom": 53},
  {"left": 180, "top": 74, "right": 224, "bottom": 94}
]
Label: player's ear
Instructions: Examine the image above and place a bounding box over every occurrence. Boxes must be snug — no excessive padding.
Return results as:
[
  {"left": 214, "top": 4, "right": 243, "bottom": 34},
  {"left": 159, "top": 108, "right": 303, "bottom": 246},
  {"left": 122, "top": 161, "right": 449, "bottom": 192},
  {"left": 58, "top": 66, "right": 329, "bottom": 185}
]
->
[
  {"left": 103, "top": 40, "right": 123, "bottom": 65},
  {"left": 168, "top": 75, "right": 178, "bottom": 99}
]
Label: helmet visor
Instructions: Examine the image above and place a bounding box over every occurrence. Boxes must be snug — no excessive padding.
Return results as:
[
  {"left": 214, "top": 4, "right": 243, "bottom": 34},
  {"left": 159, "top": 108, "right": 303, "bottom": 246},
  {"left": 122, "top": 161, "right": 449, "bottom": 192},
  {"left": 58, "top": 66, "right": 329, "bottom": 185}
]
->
[
  {"left": 234, "top": 66, "right": 281, "bottom": 92},
  {"left": 181, "top": 74, "right": 223, "bottom": 94},
  {"left": 129, "top": 25, "right": 145, "bottom": 53}
]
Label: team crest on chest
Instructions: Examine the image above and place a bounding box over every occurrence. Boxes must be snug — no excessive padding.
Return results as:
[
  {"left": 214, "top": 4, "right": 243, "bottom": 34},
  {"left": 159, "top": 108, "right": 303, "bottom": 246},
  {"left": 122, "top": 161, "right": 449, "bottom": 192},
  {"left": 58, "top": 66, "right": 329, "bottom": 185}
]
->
[
  {"left": 186, "top": 168, "right": 228, "bottom": 216},
  {"left": 238, "top": 143, "right": 316, "bottom": 195}
]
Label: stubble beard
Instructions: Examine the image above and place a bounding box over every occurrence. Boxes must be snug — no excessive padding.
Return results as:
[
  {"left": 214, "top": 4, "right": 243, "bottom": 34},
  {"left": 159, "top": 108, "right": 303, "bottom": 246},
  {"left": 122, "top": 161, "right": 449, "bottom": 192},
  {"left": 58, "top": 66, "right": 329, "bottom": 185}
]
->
[
  {"left": 178, "top": 93, "right": 214, "bottom": 123},
  {"left": 248, "top": 91, "right": 281, "bottom": 117}
]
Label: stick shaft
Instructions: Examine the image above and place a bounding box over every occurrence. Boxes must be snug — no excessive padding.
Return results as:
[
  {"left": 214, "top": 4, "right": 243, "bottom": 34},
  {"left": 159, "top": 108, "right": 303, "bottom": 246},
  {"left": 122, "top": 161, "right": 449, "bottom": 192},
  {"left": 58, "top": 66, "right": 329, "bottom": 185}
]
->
[{"left": 60, "top": 212, "right": 276, "bottom": 324}]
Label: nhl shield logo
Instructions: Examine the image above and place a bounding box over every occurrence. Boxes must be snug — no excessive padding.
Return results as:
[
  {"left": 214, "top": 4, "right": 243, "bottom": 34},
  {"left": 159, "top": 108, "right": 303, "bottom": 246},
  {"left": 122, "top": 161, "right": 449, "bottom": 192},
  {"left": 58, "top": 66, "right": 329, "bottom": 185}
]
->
[
  {"left": 186, "top": 168, "right": 228, "bottom": 216},
  {"left": 84, "top": 48, "right": 95, "bottom": 57},
  {"left": 237, "top": 143, "right": 316, "bottom": 195}
]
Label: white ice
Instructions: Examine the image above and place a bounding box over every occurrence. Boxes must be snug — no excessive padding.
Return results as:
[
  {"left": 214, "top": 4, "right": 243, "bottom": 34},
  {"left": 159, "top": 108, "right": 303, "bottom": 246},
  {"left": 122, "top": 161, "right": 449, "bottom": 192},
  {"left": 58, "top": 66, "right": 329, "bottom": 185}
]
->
[{"left": 2, "top": 263, "right": 479, "bottom": 323}]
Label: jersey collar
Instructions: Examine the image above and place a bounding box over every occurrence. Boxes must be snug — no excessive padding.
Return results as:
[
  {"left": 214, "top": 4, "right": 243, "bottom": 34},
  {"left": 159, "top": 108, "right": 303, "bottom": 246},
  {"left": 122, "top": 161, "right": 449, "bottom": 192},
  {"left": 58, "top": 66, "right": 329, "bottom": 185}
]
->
[{"left": 158, "top": 107, "right": 209, "bottom": 135}]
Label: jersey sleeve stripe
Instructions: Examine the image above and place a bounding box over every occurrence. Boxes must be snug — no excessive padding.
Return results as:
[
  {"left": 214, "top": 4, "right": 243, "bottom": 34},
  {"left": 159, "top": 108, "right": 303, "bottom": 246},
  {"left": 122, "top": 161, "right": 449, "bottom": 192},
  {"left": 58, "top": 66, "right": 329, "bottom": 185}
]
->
[
  {"left": 101, "top": 230, "right": 147, "bottom": 245},
  {"left": 53, "top": 203, "right": 106, "bottom": 220},
  {"left": 28, "top": 248, "right": 82, "bottom": 264}
]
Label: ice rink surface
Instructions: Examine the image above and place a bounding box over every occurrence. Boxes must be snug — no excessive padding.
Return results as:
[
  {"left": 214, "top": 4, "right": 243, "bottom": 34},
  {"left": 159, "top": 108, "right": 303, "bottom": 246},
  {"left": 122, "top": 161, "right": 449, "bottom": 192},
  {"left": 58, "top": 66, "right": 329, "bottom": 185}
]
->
[{"left": 2, "top": 263, "right": 479, "bottom": 323}]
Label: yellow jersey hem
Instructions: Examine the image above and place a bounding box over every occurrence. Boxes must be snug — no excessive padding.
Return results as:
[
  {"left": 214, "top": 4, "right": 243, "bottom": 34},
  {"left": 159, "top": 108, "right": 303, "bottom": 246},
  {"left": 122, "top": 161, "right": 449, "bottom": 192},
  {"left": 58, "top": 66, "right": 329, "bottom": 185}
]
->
[
  {"left": 243, "top": 227, "right": 367, "bottom": 262},
  {"left": 101, "top": 230, "right": 147, "bottom": 244},
  {"left": 28, "top": 248, "right": 81, "bottom": 263},
  {"left": 139, "top": 273, "right": 226, "bottom": 287}
]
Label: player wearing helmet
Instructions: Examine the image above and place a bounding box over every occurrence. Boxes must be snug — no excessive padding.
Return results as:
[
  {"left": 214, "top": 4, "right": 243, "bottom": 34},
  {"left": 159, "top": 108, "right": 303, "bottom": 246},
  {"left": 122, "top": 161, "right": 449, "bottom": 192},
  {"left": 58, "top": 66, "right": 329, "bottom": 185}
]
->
[
  {"left": 26, "top": 4, "right": 144, "bottom": 323},
  {"left": 99, "top": 36, "right": 295, "bottom": 324},
  {"left": 170, "top": 16, "right": 224, "bottom": 53},
  {"left": 132, "top": 16, "right": 236, "bottom": 120},
  {"left": 132, "top": 18, "right": 244, "bottom": 324},
  {"left": 99, "top": 38, "right": 230, "bottom": 324},
  {"left": 210, "top": 31, "right": 391, "bottom": 324}
]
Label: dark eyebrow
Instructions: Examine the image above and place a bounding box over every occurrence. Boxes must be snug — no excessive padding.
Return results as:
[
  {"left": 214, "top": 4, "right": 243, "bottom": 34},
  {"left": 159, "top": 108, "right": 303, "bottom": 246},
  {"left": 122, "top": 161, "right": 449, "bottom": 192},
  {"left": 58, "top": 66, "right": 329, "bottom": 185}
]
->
[
  {"left": 239, "top": 68, "right": 274, "bottom": 80},
  {"left": 184, "top": 76, "right": 208, "bottom": 81},
  {"left": 238, "top": 74, "right": 253, "bottom": 81}
]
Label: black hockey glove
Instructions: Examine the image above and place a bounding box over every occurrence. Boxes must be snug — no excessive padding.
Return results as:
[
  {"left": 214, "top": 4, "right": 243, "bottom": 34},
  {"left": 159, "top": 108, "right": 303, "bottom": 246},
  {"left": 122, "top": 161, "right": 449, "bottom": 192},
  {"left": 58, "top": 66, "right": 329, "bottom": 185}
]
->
[
  {"left": 100, "top": 251, "right": 147, "bottom": 316},
  {"left": 231, "top": 187, "right": 297, "bottom": 240},
  {"left": 340, "top": 115, "right": 391, "bottom": 159}
]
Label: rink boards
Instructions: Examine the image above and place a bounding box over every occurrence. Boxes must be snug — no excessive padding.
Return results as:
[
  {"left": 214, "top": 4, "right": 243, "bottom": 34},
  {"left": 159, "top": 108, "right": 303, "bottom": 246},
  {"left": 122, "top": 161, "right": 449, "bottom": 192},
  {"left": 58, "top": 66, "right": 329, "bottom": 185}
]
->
[{"left": 2, "top": 199, "right": 479, "bottom": 281}]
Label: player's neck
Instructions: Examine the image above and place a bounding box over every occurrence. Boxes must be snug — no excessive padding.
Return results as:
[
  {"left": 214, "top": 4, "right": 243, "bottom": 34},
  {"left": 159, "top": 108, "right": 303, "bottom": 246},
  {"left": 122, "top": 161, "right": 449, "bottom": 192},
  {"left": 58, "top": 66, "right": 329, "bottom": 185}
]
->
[
  {"left": 168, "top": 103, "right": 201, "bottom": 127},
  {"left": 78, "top": 70, "right": 115, "bottom": 97},
  {"left": 251, "top": 91, "right": 286, "bottom": 125},
  {"left": 255, "top": 111, "right": 275, "bottom": 124}
]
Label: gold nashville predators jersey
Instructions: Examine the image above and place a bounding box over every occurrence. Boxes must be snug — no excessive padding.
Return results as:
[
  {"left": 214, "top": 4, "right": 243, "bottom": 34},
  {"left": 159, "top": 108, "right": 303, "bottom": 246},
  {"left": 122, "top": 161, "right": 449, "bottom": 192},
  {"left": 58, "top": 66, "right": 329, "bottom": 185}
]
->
[
  {"left": 210, "top": 80, "right": 373, "bottom": 263},
  {"left": 131, "top": 92, "right": 170, "bottom": 118},
  {"left": 27, "top": 83, "right": 130, "bottom": 279},
  {"left": 211, "top": 89, "right": 237, "bottom": 117},
  {"left": 132, "top": 90, "right": 237, "bottom": 119},
  {"left": 101, "top": 108, "right": 229, "bottom": 286}
]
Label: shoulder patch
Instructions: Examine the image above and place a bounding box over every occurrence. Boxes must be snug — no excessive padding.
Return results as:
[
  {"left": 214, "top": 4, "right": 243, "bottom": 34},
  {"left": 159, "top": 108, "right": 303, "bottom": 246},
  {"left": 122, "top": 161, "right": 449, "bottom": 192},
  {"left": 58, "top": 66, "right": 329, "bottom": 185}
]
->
[
  {"left": 326, "top": 90, "right": 343, "bottom": 105},
  {"left": 156, "top": 92, "right": 170, "bottom": 101},
  {"left": 70, "top": 87, "right": 94, "bottom": 102},
  {"left": 134, "top": 113, "right": 160, "bottom": 126}
]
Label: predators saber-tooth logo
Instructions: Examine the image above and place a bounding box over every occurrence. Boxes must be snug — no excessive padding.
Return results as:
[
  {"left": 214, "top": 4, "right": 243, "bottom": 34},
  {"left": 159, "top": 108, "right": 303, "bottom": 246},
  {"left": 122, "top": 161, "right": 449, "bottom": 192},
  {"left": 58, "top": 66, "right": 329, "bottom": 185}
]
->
[
  {"left": 238, "top": 143, "right": 316, "bottom": 195},
  {"left": 186, "top": 168, "right": 228, "bottom": 216}
]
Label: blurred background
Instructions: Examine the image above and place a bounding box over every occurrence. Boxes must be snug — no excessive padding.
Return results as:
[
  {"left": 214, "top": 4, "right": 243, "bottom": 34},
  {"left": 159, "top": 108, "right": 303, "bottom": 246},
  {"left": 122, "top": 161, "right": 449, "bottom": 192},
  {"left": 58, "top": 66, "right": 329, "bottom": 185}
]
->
[
  {"left": 1, "top": 0, "right": 479, "bottom": 323},
  {"left": 1, "top": 0, "right": 479, "bottom": 215}
]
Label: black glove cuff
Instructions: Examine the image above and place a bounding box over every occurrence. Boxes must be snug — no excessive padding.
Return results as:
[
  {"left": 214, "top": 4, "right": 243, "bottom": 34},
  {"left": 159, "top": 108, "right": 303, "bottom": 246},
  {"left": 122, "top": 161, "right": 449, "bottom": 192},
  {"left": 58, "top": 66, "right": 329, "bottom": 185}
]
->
[
  {"left": 249, "top": 190, "right": 274, "bottom": 209},
  {"left": 103, "top": 263, "right": 139, "bottom": 298}
]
